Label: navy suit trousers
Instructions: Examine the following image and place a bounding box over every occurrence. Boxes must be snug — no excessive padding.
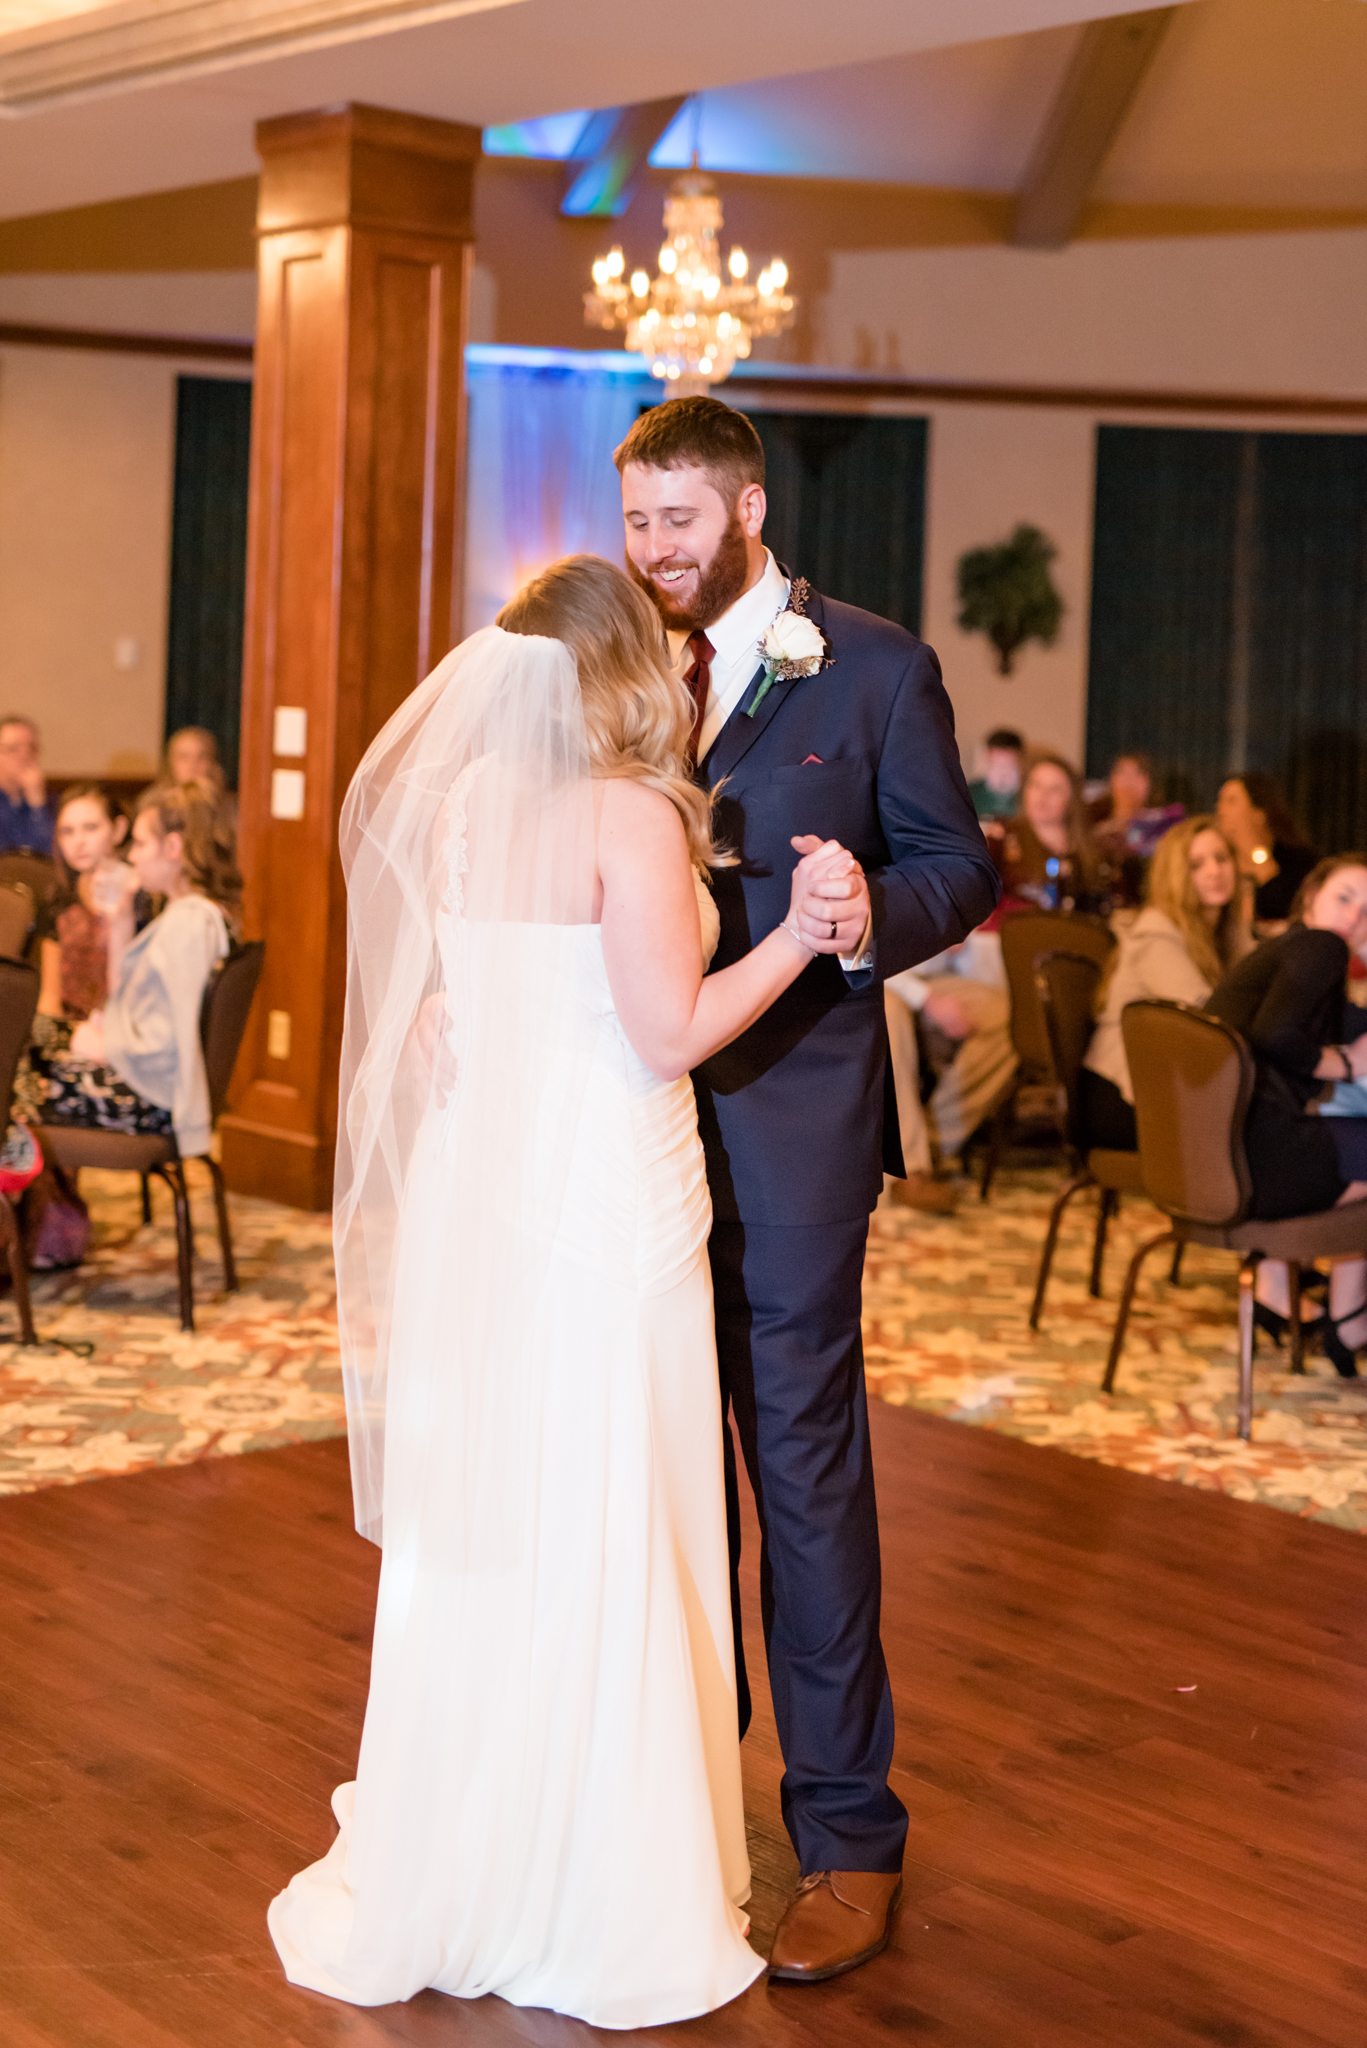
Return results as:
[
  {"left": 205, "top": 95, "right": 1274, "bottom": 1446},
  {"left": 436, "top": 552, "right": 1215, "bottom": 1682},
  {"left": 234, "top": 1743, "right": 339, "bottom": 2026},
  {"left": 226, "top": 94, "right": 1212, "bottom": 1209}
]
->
[{"left": 709, "top": 1216, "right": 909, "bottom": 1876}]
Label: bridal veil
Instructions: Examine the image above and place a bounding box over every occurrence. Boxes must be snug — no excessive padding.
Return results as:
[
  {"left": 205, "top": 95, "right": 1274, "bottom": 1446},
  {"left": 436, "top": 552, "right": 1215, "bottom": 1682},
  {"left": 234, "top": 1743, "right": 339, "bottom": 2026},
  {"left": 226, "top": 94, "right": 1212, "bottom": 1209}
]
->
[{"left": 334, "top": 624, "right": 599, "bottom": 1547}]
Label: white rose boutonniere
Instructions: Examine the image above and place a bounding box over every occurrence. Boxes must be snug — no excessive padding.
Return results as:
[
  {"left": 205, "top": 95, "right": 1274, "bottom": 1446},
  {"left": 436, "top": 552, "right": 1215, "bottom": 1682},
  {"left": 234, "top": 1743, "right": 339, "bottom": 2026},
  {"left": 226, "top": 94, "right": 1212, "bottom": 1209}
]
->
[
  {"left": 764, "top": 611, "right": 825, "bottom": 667},
  {"left": 747, "top": 576, "right": 833, "bottom": 716}
]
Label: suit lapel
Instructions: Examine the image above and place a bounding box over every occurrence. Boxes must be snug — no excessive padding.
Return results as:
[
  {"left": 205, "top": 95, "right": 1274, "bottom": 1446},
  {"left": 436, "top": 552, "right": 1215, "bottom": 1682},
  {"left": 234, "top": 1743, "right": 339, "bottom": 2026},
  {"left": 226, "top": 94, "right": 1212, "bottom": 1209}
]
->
[{"left": 702, "top": 587, "right": 829, "bottom": 787}]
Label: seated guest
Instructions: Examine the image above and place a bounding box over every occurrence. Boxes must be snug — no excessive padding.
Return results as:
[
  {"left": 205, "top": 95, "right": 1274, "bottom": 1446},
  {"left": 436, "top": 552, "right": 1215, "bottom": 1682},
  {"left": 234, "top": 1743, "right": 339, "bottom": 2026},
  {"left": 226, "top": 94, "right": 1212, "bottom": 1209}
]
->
[
  {"left": 0, "top": 713, "right": 54, "bottom": 854},
  {"left": 24, "top": 786, "right": 238, "bottom": 1158},
  {"left": 1089, "top": 753, "right": 1185, "bottom": 856},
  {"left": 1206, "top": 855, "right": 1367, "bottom": 1377},
  {"left": 1082, "top": 816, "right": 1252, "bottom": 1152},
  {"left": 989, "top": 750, "right": 1111, "bottom": 917},
  {"left": 151, "top": 725, "right": 238, "bottom": 856},
  {"left": 885, "top": 930, "right": 1015, "bottom": 1213},
  {"left": 967, "top": 727, "right": 1024, "bottom": 823},
  {"left": 1215, "top": 770, "right": 1317, "bottom": 929},
  {"left": 36, "top": 784, "right": 131, "bottom": 1025}
]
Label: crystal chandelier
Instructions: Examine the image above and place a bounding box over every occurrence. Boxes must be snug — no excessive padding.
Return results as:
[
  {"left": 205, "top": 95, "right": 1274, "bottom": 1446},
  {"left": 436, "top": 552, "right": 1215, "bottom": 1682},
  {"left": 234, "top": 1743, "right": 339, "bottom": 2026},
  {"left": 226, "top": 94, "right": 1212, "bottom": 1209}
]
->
[{"left": 584, "top": 167, "right": 795, "bottom": 393}]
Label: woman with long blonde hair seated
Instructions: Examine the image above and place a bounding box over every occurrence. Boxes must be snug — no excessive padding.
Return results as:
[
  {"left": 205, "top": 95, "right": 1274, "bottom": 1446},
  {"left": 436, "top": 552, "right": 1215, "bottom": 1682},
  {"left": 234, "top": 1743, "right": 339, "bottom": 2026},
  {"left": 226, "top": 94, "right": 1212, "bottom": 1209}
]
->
[
  {"left": 1082, "top": 815, "right": 1252, "bottom": 1152},
  {"left": 268, "top": 556, "right": 857, "bottom": 2026}
]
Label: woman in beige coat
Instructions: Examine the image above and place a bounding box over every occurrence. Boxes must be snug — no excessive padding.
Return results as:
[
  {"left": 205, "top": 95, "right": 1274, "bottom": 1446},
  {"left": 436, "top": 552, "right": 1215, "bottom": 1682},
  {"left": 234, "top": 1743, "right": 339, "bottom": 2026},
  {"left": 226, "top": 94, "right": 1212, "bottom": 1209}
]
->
[{"left": 1081, "top": 815, "right": 1252, "bottom": 1152}]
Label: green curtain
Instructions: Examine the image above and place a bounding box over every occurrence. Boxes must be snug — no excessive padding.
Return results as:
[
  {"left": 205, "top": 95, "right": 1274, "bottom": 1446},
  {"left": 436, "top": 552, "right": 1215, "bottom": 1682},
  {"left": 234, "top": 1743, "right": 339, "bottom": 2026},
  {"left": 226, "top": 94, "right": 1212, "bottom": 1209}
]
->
[
  {"left": 164, "top": 375, "right": 253, "bottom": 788},
  {"left": 1087, "top": 423, "right": 1367, "bottom": 845},
  {"left": 1250, "top": 432, "right": 1367, "bottom": 853},
  {"left": 1086, "top": 425, "right": 1244, "bottom": 810},
  {"left": 747, "top": 412, "right": 927, "bottom": 634}
]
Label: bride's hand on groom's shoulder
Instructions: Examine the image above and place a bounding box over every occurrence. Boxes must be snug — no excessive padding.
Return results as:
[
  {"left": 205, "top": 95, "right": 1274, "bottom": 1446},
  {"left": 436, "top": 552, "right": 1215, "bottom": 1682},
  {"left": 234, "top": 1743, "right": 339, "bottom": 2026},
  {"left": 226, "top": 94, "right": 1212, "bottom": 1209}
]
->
[{"left": 789, "top": 834, "right": 871, "bottom": 955}]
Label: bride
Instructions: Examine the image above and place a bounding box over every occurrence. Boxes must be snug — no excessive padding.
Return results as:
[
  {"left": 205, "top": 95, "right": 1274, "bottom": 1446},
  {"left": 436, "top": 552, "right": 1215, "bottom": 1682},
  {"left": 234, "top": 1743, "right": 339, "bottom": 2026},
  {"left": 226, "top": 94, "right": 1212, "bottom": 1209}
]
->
[{"left": 268, "top": 555, "right": 856, "bottom": 2027}]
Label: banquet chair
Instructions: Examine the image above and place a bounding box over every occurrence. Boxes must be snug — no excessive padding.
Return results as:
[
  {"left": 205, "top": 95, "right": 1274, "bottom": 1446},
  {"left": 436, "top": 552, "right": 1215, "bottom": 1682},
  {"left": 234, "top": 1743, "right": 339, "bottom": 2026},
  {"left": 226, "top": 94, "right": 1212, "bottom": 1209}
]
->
[
  {"left": 1103, "top": 999, "right": 1367, "bottom": 1440},
  {"left": 36, "top": 941, "right": 264, "bottom": 1333},
  {"left": 978, "top": 909, "right": 1116, "bottom": 1198},
  {"left": 0, "top": 881, "right": 35, "bottom": 964},
  {"left": 0, "top": 957, "right": 40, "bottom": 1344},
  {"left": 0, "top": 852, "right": 57, "bottom": 956},
  {"left": 0, "top": 850, "right": 57, "bottom": 907},
  {"left": 1028, "top": 951, "right": 1144, "bottom": 1330}
]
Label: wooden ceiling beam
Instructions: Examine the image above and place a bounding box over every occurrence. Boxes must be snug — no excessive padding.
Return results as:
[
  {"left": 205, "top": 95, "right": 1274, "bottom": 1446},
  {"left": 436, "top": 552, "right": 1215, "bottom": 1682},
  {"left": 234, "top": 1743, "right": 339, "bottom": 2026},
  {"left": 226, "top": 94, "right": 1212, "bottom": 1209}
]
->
[
  {"left": 560, "top": 96, "right": 688, "bottom": 219},
  {"left": 1012, "top": 7, "right": 1178, "bottom": 250}
]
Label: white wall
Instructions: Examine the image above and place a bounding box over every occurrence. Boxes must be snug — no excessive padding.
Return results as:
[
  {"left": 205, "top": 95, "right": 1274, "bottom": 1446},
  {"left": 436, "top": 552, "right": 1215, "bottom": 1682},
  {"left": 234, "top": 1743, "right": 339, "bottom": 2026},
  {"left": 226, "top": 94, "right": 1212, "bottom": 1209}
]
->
[
  {"left": 0, "top": 268, "right": 255, "bottom": 776},
  {"left": 0, "top": 270, "right": 256, "bottom": 340},
  {"left": 918, "top": 402, "right": 1095, "bottom": 768},
  {"left": 813, "top": 228, "right": 1367, "bottom": 396},
  {"left": 0, "top": 343, "right": 241, "bottom": 778}
]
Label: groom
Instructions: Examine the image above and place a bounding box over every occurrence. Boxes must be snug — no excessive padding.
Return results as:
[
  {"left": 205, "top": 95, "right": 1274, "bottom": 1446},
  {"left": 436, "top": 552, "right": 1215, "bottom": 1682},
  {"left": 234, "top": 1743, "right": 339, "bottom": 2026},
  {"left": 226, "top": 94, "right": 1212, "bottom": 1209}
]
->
[{"left": 617, "top": 399, "right": 999, "bottom": 1982}]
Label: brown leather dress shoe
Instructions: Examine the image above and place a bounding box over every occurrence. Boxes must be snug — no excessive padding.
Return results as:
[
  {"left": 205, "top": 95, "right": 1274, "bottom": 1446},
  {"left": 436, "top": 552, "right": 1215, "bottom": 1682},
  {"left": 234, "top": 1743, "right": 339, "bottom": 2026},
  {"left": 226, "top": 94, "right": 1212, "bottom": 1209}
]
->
[
  {"left": 767, "top": 1870, "right": 902, "bottom": 1983},
  {"left": 888, "top": 1171, "right": 957, "bottom": 1214}
]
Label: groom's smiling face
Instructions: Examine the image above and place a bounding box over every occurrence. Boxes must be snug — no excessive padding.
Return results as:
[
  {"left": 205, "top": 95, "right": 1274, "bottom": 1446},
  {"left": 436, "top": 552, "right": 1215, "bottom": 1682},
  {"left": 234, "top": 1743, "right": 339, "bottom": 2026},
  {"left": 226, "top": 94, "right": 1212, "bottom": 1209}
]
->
[{"left": 622, "top": 461, "right": 765, "bottom": 631}]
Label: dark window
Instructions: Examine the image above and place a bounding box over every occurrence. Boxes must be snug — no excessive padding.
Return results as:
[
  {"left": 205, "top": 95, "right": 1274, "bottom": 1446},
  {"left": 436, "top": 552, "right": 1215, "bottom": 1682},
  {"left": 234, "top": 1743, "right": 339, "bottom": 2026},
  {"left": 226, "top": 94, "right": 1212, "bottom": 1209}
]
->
[
  {"left": 746, "top": 412, "right": 928, "bottom": 635},
  {"left": 164, "top": 375, "right": 253, "bottom": 788},
  {"left": 1087, "top": 422, "right": 1367, "bottom": 845}
]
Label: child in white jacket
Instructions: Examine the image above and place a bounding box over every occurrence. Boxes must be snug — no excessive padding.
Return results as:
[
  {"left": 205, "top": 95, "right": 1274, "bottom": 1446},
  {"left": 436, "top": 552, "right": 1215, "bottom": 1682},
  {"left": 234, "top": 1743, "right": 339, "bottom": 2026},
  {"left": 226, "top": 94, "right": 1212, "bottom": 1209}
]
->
[{"left": 27, "top": 785, "right": 237, "bottom": 1156}]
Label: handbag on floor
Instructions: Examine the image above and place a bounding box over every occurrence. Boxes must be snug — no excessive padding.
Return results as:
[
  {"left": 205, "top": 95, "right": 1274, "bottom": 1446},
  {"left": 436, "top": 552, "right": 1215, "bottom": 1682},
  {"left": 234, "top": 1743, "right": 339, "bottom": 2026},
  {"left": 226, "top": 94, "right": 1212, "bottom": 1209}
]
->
[{"left": 20, "top": 1160, "right": 91, "bottom": 1271}]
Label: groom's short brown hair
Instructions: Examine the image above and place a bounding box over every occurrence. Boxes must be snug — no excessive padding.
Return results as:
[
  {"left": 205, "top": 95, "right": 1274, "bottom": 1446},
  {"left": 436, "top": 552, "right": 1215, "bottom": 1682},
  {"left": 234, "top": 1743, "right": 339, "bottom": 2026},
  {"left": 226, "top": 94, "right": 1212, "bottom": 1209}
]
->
[{"left": 614, "top": 396, "right": 765, "bottom": 508}]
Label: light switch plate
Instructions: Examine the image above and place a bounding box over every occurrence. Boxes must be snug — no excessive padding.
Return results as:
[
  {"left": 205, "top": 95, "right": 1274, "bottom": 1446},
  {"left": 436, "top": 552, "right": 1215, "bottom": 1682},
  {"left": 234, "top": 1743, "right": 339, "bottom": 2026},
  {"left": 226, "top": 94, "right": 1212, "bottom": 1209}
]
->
[
  {"left": 273, "top": 706, "right": 307, "bottom": 757},
  {"left": 270, "top": 768, "right": 306, "bottom": 820}
]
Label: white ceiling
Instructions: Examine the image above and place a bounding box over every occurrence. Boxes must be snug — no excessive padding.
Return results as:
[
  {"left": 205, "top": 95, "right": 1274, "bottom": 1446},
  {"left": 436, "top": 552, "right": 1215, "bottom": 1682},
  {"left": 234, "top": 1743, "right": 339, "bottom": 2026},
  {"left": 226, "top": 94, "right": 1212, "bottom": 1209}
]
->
[
  {"left": 648, "top": 29, "right": 1084, "bottom": 190},
  {"left": 1096, "top": 0, "right": 1367, "bottom": 209},
  {"left": 1, "top": 0, "right": 1362, "bottom": 228},
  {"left": 630, "top": 0, "right": 1367, "bottom": 210},
  {"left": 0, "top": 0, "right": 1183, "bottom": 219},
  {"left": 629, "top": 0, "right": 1367, "bottom": 209}
]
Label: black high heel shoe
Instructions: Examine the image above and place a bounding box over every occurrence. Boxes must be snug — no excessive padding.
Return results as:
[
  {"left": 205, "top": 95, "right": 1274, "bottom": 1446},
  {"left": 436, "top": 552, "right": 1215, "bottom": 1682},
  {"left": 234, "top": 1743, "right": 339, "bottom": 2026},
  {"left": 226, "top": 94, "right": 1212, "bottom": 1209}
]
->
[
  {"left": 1319, "top": 1305, "right": 1366, "bottom": 1380},
  {"left": 1253, "top": 1302, "right": 1289, "bottom": 1346},
  {"left": 1253, "top": 1301, "right": 1325, "bottom": 1348}
]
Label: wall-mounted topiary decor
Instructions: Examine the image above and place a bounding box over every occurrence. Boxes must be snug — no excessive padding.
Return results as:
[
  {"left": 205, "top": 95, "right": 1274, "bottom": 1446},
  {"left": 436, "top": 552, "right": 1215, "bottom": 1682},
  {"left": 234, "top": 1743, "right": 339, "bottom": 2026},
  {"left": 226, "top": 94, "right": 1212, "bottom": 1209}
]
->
[{"left": 955, "top": 523, "right": 1064, "bottom": 675}]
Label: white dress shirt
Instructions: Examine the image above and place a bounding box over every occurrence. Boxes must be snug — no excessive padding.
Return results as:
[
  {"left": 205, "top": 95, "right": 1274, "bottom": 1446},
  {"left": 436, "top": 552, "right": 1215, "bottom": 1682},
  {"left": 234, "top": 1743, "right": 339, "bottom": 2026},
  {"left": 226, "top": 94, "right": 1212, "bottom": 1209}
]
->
[
  {"left": 670, "top": 551, "right": 872, "bottom": 971},
  {"left": 667, "top": 548, "right": 788, "bottom": 760}
]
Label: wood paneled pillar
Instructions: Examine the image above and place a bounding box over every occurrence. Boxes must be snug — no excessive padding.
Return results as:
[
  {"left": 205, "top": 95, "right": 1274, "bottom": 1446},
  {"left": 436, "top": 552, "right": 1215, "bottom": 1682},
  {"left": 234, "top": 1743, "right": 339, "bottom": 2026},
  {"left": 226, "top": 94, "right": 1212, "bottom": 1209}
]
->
[{"left": 221, "top": 102, "right": 478, "bottom": 1209}]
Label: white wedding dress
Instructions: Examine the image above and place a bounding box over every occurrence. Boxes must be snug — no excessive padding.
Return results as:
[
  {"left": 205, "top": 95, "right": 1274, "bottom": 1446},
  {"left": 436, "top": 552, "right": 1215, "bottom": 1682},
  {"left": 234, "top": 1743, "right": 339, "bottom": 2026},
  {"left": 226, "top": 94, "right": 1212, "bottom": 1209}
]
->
[{"left": 268, "top": 872, "right": 764, "bottom": 2028}]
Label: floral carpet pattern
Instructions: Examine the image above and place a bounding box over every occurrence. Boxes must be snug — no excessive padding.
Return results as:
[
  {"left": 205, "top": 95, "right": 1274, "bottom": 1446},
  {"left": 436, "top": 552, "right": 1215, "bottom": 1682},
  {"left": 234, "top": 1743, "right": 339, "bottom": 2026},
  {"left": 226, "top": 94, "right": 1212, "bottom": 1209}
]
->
[
  {"left": 865, "top": 1170, "right": 1367, "bottom": 1533},
  {"left": 2, "top": 1165, "right": 1366, "bottom": 1531},
  {"left": 0, "top": 1169, "right": 343, "bottom": 1498}
]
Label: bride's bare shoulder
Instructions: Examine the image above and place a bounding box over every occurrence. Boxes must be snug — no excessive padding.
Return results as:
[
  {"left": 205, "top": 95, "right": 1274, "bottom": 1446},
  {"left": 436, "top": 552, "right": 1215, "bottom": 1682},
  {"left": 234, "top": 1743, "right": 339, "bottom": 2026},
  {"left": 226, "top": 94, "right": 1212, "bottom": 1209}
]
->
[{"left": 599, "top": 777, "right": 686, "bottom": 853}]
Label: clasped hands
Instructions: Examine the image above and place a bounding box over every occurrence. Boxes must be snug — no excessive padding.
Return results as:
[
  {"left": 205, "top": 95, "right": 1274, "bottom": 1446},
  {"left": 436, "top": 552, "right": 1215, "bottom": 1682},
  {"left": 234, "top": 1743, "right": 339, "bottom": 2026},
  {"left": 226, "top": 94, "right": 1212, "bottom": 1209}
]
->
[{"left": 788, "top": 834, "right": 871, "bottom": 957}]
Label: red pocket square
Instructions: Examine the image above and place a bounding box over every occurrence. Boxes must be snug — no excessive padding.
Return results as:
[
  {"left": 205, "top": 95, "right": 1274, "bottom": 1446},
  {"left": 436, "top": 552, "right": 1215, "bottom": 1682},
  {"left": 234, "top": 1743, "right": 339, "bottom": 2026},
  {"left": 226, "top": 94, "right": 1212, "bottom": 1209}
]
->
[{"left": 801, "top": 753, "right": 824, "bottom": 765}]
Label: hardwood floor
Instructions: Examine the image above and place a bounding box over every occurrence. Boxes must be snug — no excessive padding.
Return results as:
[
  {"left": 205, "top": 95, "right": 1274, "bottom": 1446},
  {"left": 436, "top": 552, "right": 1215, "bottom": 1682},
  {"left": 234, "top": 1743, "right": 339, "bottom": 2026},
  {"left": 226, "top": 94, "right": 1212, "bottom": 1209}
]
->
[{"left": 2, "top": 1406, "right": 1366, "bottom": 2045}]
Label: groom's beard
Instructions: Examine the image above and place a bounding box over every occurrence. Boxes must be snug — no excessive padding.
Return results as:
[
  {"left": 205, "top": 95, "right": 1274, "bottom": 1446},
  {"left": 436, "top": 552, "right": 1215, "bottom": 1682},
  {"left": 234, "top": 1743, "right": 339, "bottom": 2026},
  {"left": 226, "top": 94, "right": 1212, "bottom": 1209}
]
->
[{"left": 629, "top": 512, "right": 751, "bottom": 632}]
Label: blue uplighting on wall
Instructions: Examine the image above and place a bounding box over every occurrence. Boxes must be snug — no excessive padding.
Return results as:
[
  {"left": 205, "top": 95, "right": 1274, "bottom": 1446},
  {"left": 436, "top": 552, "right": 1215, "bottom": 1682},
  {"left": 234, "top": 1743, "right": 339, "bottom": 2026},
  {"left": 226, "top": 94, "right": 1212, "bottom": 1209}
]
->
[
  {"left": 483, "top": 96, "right": 815, "bottom": 179},
  {"left": 482, "top": 112, "right": 589, "bottom": 159}
]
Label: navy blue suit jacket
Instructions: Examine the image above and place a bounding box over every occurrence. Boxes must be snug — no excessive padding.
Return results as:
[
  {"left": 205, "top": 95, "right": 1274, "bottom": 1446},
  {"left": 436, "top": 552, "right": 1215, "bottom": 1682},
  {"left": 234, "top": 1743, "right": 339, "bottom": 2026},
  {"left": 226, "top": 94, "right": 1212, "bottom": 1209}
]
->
[{"left": 693, "top": 586, "right": 1000, "bottom": 1226}]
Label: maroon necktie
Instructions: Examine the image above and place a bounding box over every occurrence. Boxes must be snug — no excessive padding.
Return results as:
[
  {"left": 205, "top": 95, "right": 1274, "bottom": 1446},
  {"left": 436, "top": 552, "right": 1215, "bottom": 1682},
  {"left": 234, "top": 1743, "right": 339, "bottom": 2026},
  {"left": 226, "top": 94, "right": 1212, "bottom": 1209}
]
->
[{"left": 682, "top": 630, "right": 714, "bottom": 769}]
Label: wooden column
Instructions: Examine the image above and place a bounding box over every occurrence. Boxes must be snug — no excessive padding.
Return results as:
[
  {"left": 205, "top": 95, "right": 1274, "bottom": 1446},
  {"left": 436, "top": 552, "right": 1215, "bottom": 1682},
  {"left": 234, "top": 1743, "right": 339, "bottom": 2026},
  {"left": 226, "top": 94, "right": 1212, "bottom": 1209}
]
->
[{"left": 221, "top": 103, "right": 478, "bottom": 1209}]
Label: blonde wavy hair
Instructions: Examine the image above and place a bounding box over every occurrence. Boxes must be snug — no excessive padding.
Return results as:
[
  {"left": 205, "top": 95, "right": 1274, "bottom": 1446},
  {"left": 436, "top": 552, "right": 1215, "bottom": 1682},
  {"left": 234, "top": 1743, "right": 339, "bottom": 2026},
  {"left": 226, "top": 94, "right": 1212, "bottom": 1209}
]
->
[
  {"left": 1145, "top": 814, "right": 1243, "bottom": 988},
  {"left": 135, "top": 780, "right": 243, "bottom": 926},
  {"left": 497, "top": 554, "right": 729, "bottom": 868}
]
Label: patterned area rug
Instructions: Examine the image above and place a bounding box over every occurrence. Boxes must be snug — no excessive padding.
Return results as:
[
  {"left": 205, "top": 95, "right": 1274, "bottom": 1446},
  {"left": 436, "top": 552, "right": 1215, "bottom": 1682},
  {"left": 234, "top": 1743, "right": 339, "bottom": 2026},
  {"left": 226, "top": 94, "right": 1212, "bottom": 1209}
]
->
[
  {"left": 2, "top": 1165, "right": 1366, "bottom": 1531},
  {"left": 866, "top": 1169, "right": 1367, "bottom": 1532},
  {"left": 0, "top": 1168, "right": 343, "bottom": 1498}
]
